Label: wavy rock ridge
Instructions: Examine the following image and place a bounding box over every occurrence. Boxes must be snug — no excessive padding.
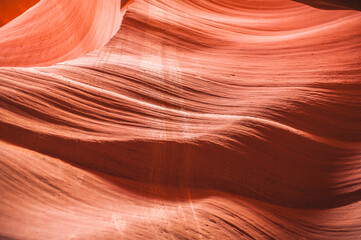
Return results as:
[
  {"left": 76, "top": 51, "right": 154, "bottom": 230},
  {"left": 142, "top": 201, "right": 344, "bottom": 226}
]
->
[{"left": 0, "top": 0, "right": 360, "bottom": 239}]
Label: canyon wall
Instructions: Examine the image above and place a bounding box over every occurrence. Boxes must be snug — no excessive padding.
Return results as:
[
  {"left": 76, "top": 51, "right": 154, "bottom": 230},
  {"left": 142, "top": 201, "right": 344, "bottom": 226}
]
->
[{"left": 0, "top": 0, "right": 360, "bottom": 239}]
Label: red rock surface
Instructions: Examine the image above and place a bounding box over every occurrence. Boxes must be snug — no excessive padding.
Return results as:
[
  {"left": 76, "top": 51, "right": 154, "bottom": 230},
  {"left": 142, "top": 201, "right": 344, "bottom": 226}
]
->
[
  {"left": 0, "top": 0, "right": 360, "bottom": 239},
  {"left": 0, "top": 0, "right": 39, "bottom": 27}
]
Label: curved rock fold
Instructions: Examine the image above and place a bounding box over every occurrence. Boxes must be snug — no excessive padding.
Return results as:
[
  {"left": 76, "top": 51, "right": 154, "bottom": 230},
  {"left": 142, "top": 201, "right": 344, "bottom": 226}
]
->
[{"left": 0, "top": 0, "right": 360, "bottom": 239}]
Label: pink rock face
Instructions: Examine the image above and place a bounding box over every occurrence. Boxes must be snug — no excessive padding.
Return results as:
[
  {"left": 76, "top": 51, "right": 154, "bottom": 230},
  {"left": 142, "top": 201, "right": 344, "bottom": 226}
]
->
[
  {"left": 0, "top": 0, "right": 360, "bottom": 239},
  {"left": 0, "top": 0, "right": 124, "bottom": 67}
]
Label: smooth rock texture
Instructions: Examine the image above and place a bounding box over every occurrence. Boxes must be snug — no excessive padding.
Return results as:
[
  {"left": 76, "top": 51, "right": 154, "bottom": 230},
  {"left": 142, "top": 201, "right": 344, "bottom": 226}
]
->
[
  {"left": 0, "top": 0, "right": 39, "bottom": 27},
  {"left": 0, "top": 0, "right": 360, "bottom": 239}
]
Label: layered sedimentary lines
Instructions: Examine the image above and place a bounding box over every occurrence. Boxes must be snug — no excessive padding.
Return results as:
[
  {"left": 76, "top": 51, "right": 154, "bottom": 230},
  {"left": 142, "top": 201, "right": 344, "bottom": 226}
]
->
[
  {"left": 0, "top": 0, "right": 361, "bottom": 239},
  {"left": 0, "top": 0, "right": 123, "bottom": 67}
]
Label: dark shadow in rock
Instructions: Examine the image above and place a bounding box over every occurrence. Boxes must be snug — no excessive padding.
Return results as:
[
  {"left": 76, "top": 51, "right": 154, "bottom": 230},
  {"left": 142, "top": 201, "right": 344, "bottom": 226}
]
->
[
  {"left": 1, "top": 117, "right": 360, "bottom": 209},
  {"left": 294, "top": 0, "right": 361, "bottom": 11}
]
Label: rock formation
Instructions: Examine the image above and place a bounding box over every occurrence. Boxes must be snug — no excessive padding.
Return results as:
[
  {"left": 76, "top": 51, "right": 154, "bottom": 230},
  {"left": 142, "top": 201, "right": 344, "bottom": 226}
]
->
[{"left": 0, "top": 0, "right": 360, "bottom": 239}]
